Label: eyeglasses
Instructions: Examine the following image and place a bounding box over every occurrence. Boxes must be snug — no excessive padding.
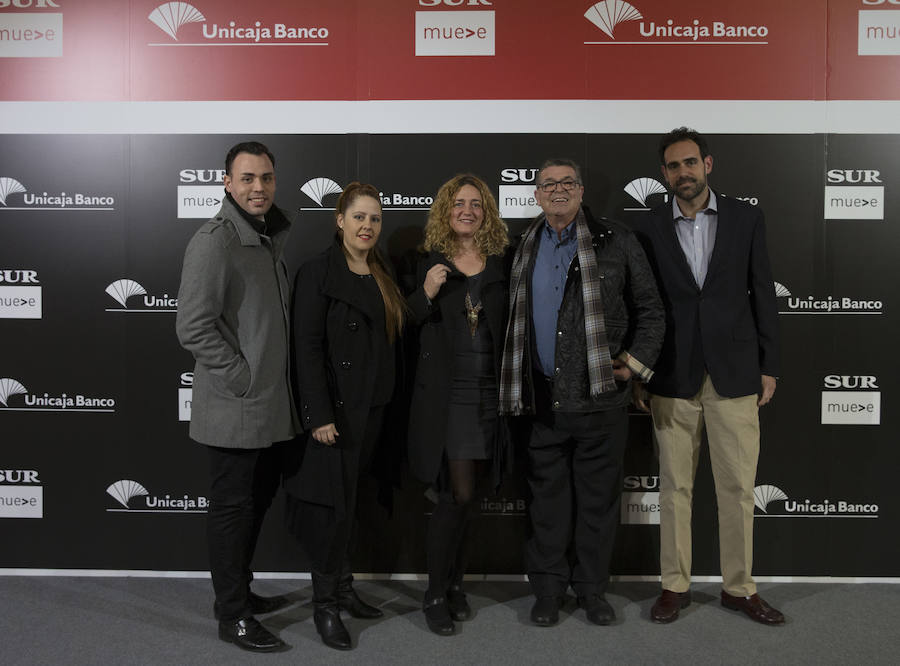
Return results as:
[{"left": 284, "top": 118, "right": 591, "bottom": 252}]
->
[{"left": 537, "top": 179, "right": 581, "bottom": 193}]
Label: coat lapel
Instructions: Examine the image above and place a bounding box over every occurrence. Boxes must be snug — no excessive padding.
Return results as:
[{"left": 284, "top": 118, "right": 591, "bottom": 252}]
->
[
  {"left": 702, "top": 192, "right": 730, "bottom": 291},
  {"left": 322, "top": 243, "right": 381, "bottom": 323}
]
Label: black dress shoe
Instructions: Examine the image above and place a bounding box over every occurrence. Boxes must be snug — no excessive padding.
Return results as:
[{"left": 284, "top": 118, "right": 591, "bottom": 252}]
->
[
  {"left": 447, "top": 584, "right": 472, "bottom": 621},
  {"left": 249, "top": 591, "right": 290, "bottom": 615},
  {"left": 314, "top": 605, "right": 353, "bottom": 650},
  {"left": 423, "top": 597, "right": 455, "bottom": 635},
  {"left": 218, "top": 617, "right": 287, "bottom": 652},
  {"left": 338, "top": 587, "right": 384, "bottom": 619},
  {"left": 530, "top": 596, "right": 562, "bottom": 627},
  {"left": 578, "top": 594, "right": 615, "bottom": 625}
]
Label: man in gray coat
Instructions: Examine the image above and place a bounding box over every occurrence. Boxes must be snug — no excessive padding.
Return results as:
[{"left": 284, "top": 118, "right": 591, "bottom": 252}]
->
[{"left": 176, "top": 141, "right": 298, "bottom": 652}]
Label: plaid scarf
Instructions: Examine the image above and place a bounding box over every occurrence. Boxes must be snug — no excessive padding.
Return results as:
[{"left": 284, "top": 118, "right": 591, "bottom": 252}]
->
[{"left": 499, "top": 209, "right": 616, "bottom": 415}]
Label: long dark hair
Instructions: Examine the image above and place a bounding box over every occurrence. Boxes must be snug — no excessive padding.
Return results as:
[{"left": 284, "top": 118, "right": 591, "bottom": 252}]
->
[{"left": 335, "top": 182, "right": 405, "bottom": 343}]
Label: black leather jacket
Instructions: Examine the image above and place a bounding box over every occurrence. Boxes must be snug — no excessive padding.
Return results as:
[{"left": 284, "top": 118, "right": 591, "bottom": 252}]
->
[{"left": 523, "top": 209, "right": 664, "bottom": 412}]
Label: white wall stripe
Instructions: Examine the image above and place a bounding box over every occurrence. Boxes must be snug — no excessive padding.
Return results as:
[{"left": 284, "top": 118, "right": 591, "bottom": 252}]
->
[{"left": 1, "top": 100, "right": 898, "bottom": 134}]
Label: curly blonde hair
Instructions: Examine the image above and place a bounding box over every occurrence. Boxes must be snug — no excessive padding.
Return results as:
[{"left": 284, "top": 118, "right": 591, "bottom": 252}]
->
[{"left": 423, "top": 174, "right": 509, "bottom": 258}]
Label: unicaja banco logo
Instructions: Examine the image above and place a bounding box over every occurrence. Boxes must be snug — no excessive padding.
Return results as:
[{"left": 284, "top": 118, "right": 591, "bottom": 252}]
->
[
  {"left": 584, "top": 0, "right": 642, "bottom": 39},
  {"left": 0, "top": 375, "right": 115, "bottom": 412},
  {"left": 148, "top": 2, "right": 205, "bottom": 41},
  {"left": 754, "top": 483, "right": 879, "bottom": 518},
  {"left": 147, "top": 1, "right": 329, "bottom": 46},
  {"left": 105, "top": 279, "right": 177, "bottom": 313},
  {"left": 775, "top": 281, "right": 883, "bottom": 316},
  {"left": 106, "top": 478, "right": 208, "bottom": 513},
  {"left": 0, "top": 175, "right": 115, "bottom": 211}
]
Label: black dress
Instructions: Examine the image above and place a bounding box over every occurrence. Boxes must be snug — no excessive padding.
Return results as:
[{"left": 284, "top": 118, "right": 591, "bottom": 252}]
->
[{"left": 444, "top": 271, "right": 497, "bottom": 460}]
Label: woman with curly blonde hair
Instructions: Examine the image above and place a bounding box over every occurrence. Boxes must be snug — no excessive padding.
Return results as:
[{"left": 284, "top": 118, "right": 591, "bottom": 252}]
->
[{"left": 403, "top": 174, "right": 511, "bottom": 635}]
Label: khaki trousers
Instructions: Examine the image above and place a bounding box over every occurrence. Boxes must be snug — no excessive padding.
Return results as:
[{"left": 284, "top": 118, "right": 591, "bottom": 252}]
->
[{"left": 651, "top": 375, "right": 759, "bottom": 596}]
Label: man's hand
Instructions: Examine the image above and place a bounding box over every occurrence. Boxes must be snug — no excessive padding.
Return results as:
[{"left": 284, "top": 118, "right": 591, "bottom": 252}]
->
[
  {"left": 612, "top": 359, "right": 633, "bottom": 382},
  {"left": 632, "top": 380, "right": 650, "bottom": 412},
  {"left": 312, "top": 423, "right": 339, "bottom": 445},
  {"left": 758, "top": 375, "right": 777, "bottom": 406}
]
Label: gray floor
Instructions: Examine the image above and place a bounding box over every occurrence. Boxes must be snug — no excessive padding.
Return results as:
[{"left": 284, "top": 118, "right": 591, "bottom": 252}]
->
[{"left": 2, "top": 576, "right": 898, "bottom": 665}]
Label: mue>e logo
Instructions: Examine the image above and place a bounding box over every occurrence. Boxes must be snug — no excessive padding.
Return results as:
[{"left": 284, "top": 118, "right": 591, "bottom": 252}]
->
[
  {"left": 415, "top": 4, "right": 495, "bottom": 56},
  {"left": 821, "top": 375, "right": 881, "bottom": 426},
  {"left": 825, "top": 169, "right": 885, "bottom": 220}
]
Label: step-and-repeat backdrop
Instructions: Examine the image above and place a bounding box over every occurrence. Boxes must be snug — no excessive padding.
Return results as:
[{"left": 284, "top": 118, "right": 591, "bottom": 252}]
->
[{"left": 1, "top": 0, "right": 898, "bottom": 578}]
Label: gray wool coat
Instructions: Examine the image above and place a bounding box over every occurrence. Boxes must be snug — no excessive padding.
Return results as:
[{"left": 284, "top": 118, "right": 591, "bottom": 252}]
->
[{"left": 175, "top": 196, "right": 298, "bottom": 448}]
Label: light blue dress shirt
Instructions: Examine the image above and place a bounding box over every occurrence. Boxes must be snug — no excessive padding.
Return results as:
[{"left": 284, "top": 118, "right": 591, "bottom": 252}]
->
[{"left": 673, "top": 189, "right": 718, "bottom": 288}]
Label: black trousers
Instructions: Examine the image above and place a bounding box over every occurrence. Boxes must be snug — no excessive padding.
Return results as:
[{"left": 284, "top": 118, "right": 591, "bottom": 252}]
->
[
  {"left": 525, "top": 385, "right": 628, "bottom": 598},
  {"left": 205, "top": 441, "right": 286, "bottom": 622}
]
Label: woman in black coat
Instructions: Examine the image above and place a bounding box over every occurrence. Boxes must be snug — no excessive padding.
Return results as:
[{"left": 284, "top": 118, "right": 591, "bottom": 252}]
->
[
  {"left": 404, "top": 174, "right": 510, "bottom": 635},
  {"left": 286, "top": 182, "right": 406, "bottom": 651}
]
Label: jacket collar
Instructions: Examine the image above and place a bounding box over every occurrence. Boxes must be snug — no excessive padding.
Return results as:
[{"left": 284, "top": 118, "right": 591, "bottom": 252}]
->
[
  {"left": 322, "top": 240, "right": 382, "bottom": 322},
  {"left": 218, "top": 196, "right": 292, "bottom": 254},
  {"left": 422, "top": 249, "right": 505, "bottom": 287}
]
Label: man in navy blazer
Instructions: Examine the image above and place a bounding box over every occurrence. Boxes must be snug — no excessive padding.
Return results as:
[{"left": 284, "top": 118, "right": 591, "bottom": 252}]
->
[{"left": 632, "top": 128, "right": 784, "bottom": 625}]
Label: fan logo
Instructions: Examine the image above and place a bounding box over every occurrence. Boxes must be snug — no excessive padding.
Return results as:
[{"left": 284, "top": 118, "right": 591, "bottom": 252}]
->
[
  {"left": 821, "top": 375, "right": 880, "bottom": 426},
  {"left": 0, "top": 268, "right": 41, "bottom": 319},
  {"left": 0, "top": 176, "right": 115, "bottom": 210},
  {"left": 0, "top": 376, "right": 116, "bottom": 412},
  {"left": 178, "top": 371, "right": 192, "bottom": 422},
  {"left": 0, "top": 5, "right": 62, "bottom": 58},
  {"left": 0, "top": 467, "right": 42, "bottom": 519},
  {"left": 583, "top": 1, "right": 769, "bottom": 45},
  {"left": 774, "top": 281, "right": 883, "bottom": 316},
  {"left": 754, "top": 484, "right": 879, "bottom": 518},
  {"left": 415, "top": 10, "right": 495, "bottom": 56},
  {"left": 178, "top": 168, "right": 224, "bottom": 219},
  {"left": 106, "top": 478, "right": 208, "bottom": 513},
  {"left": 621, "top": 475, "right": 660, "bottom": 525},
  {"left": 147, "top": 2, "right": 329, "bottom": 46},
  {"left": 300, "top": 177, "right": 433, "bottom": 211},
  {"left": 824, "top": 169, "right": 885, "bottom": 220},
  {"left": 623, "top": 177, "right": 667, "bottom": 211},
  {"left": 104, "top": 279, "right": 177, "bottom": 313}
]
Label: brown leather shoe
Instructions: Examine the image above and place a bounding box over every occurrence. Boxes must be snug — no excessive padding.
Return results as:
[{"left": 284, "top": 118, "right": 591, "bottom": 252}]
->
[
  {"left": 721, "top": 592, "right": 785, "bottom": 625},
  {"left": 650, "top": 590, "right": 691, "bottom": 623}
]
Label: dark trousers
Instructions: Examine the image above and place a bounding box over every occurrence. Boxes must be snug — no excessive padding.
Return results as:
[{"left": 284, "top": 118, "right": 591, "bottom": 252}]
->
[
  {"left": 525, "top": 387, "right": 628, "bottom": 598},
  {"left": 290, "top": 407, "right": 384, "bottom": 581},
  {"left": 206, "top": 442, "right": 285, "bottom": 622}
]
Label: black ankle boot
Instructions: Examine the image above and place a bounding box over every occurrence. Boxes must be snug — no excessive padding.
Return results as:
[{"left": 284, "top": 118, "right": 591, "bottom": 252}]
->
[
  {"left": 423, "top": 596, "right": 455, "bottom": 636},
  {"left": 312, "top": 571, "right": 352, "bottom": 650},
  {"left": 314, "top": 605, "right": 352, "bottom": 650},
  {"left": 447, "top": 583, "right": 472, "bottom": 621}
]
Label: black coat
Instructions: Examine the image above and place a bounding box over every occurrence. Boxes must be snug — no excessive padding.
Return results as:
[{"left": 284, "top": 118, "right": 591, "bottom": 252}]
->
[
  {"left": 402, "top": 250, "right": 509, "bottom": 487},
  {"left": 285, "top": 242, "right": 394, "bottom": 509},
  {"left": 632, "top": 193, "right": 779, "bottom": 399}
]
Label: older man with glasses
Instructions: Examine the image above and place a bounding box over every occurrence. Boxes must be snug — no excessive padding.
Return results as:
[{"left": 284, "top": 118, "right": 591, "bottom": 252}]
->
[{"left": 500, "top": 158, "right": 664, "bottom": 627}]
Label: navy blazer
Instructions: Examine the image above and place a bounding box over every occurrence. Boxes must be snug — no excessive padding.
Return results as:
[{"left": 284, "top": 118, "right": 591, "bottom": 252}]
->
[{"left": 632, "top": 192, "right": 779, "bottom": 399}]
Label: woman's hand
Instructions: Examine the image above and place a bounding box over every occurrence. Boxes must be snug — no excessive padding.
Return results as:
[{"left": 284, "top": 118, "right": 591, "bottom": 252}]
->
[
  {"left": 312, "top": 423, "right": 339, "bottom": 445},
  {"left": 423, "top": 263, "right": 451, "bottom": 300}
]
